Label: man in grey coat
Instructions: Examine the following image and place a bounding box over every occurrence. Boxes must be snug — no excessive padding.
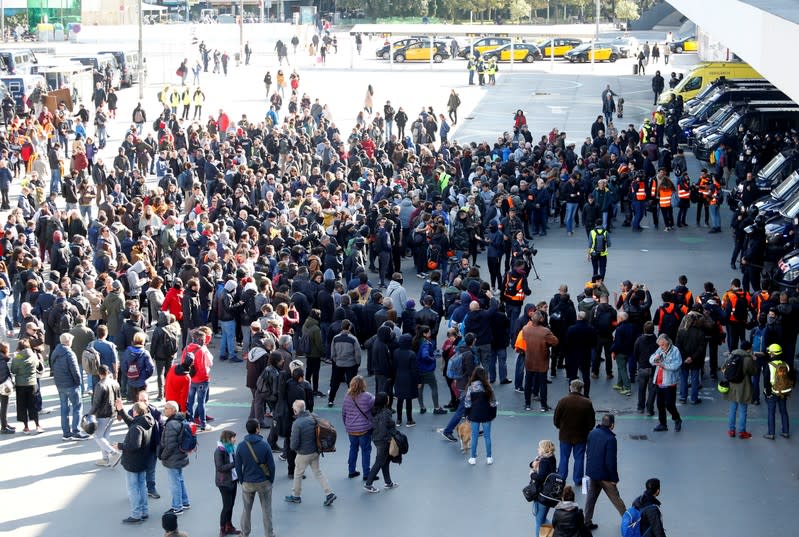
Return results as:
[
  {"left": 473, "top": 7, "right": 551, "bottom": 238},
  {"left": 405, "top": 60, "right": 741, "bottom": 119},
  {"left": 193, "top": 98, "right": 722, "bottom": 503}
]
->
[
  {"left": 52, "top": 333, "right": 89, "bottom": 441},
  {"left": 327, "top": 319, "right": 361, "bottom": 407},
  {"left": 284, "top": 400, "right": 336, "bottom": 506},
  {"left": 158, "top": 401, "right": 191, "bottom": 515}
]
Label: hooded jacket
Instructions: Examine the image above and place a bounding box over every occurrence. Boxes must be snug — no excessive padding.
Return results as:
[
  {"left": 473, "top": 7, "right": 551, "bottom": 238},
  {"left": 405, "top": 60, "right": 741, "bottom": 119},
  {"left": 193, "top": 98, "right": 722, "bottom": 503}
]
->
[
  {"left": 51, "top": 343, "right": 81, "bottom": 390},
  {"left": 392, "top": 334, "right": 419, "bottom": 399},
  {"left": 150, "top": 311, "right": 182, "bottom": 362},
  {"left": 161, "top": 287, "right": 184, "bottom": 321},
  {"left": 119, "top": 410, "right": 155, "bottom": 473},
  {"left": 158, "top": 413, "right": 190, "bottom": 469},
  {"left": 330, "top": 329, "right": 361, "bottom": 368},
  {"left": 631, "top": 492, "right": 666, "bottom": 537},
  {"left": 385, "top": 280, "right": 409, "bottom": 316},
  {"left": 165, "top": 364, "right": 191, "bottom": 411},
  {"left": 126, "top": 260, "right": 150, "bottom": 297},
  {"left": 121, "top": 345, "right": 155, "bottom": 388},
  {"left": 675, "top": 311, "right": 711, "bottom": 370},
  {"left": 552, "top": 501, "right": 585, "bottom": 537},
  {"left": 371, "top": 325, "right": 394, "bottom": 376}
]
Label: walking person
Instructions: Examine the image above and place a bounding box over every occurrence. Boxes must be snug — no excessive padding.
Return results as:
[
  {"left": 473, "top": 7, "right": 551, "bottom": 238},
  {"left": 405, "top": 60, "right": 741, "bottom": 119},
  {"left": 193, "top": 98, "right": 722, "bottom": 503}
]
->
[
  {"left": 158, "top": 401, "right": 191, "bottom": 516},
  {"left": 440, "top": 333, "right": 478, "bottom": 442},
  {"left": 583, "top": 414, "right": 626, "bottom": 531},
  {"left": 553, "top": 379, "right": 595, "bottom": 489},
  {"left": 363, "top": 392, "right": 399, "bottom": 493},
  {"left": 650, "top": 334, "right": 683, "bottom": 432},
  {"left": 529, "top": 439, "right": 557, "bottom": 537},
  {"left": 214, "top": 429, "right": 242, "bottom": 537},
  {"left": 721, "top": 341, "right": 757, "bottom": 439},
  {"left": 327, "top": 319, "right": 361, "bottom": 407},
  {"left": 652, "top": 70, "right": 665, "bottom": 106},
  {"left": 637, "top": 50, "right": 646, "bottom": 76},
  {"left": 630, "top": 478, "right": 669, "bottom": 537},
  {"left": 284, "top": 400, "right": 337, "bottom": 506},
  {"left": 634, "top": 322, "right": 658, "bottom": 415},
  {"left": 364, "top": 84, "right": 374, "bottom": 115},
  {"left": 447, "top": 89, "right": 460, "bottom": 125},
  {"left": 464, "top": 366, "right": 497, "bottom": 465},
  {"left": 602, "top": 93, "right": 615, "bottom": 127},
  {"left": 115, "top": 400, "right": 156, "bottom": 524},
  {"left": 234, "top": 419, "right": 276, "bottom": 537},
  {"left": 588, "top": 220, "right": 609, "bottom": 279},
  {"left": 90, "top": 364, "right": 122, "bottom": 466},
  {"left": 341, "top": 375, "right": 374, "bottom": 479}
]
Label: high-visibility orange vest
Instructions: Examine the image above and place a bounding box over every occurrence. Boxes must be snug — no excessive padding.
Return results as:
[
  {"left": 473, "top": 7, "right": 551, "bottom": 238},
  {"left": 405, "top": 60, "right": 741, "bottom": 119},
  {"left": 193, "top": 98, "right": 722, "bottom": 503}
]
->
[
  {"left": 659, "top": 186, "right": 673, "bottom": 208},
  {"left": 650, "top": 180, "right": 658, "bottom": 198},
  {"left": 634, "top": 181, "right": 647, "bottom": 201},
  {"left": 677, "top": 183, "right": 690, "bottom": 199},
  {"left": 698, "top": 177, "right": 710, "bottom": 196}
]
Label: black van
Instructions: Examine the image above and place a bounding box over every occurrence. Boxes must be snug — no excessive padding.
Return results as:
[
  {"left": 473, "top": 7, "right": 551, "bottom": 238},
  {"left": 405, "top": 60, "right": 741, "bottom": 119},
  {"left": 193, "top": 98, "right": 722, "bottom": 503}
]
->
[
  {"left": 694, "top": 107, "right": 799, "bottom": 161},
  {"left": 684, "top": 78, "right": 777, "bottom": 114},
  {"left": 680, "top": 89, "right": 790, "bottom": 134},
  {"left": 684, "top": 99, "right": 795, "bottom": 147}
]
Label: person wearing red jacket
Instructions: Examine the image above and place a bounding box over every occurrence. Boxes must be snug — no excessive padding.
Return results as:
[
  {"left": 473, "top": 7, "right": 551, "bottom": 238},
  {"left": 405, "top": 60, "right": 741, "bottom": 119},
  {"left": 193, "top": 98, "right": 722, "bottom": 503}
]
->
[
  {"left": 161, "top": 280, "right": 184, "bottom": 322},
  {"left": 183, "top": 326, "right": 214, "bottom": 431},
  {"left": 164, "top": 363, "right": 190, "bottom": 412}
]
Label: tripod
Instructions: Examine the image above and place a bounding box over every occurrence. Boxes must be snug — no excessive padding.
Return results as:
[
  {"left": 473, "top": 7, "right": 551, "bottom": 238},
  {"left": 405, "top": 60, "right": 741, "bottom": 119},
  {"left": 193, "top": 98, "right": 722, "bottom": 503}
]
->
[{"left": 524, "top": 253, "right": 541, "bottom": 281}]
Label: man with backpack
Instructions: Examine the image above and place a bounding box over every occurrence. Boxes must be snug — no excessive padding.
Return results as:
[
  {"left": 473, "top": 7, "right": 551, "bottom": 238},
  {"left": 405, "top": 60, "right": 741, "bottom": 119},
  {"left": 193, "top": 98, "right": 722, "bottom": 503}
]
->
[
  {"left": 158, "top": 401, "right": 192, "bottom": 516},
  {"left": 584, "top": 414, "right": 626, "bottom": 531},
  {"left": 720, "top": 341, "right": 758, "bottom": 439},
  {"left": 151, "top": 312, "right": 182, "bottom": 401},
  {"left": 722, "top": 279, "right": 750, "bottom": 352},
  {"left": 588, "top": 219, "right": 610, "bottom": 279},
  {"left": 440, "top": 333, "right": 478, "bottom": 443},
  {"left": 624, "top": 478, "right": 667, "bottom": 537},
  {"left": 653, "top": 292, "right": 686, "bottom": 343},
  {"left": 235, "top": 419, "right": 276, "bottom": 537},
  {"left": 763, "top": 344, "right": 793, "bottom": 440},
  {"left": 591, "top": 295, "right": 616, "bottom": 380},
  {"left": 284, "top": 399, "right": 337, "bottom": 507}
]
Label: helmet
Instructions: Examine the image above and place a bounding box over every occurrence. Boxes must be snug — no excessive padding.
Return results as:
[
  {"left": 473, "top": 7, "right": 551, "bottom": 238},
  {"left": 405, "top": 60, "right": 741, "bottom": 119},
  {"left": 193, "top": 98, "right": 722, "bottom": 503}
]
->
[
  {"left": 426, "top": 260, "right": 439, "bottom": 270},
  {"left": 80, "top": 414, "right": 97, "bottom": 435},
  {"left": 768, "top": 344, "right": 783, "bottom": 356},
  {"left": 717, "top": 380, "right": 730, "bottom": 394}
]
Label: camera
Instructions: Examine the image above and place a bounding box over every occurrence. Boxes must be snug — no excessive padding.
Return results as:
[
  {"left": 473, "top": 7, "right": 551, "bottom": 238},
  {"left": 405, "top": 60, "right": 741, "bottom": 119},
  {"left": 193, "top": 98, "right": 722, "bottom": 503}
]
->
[{"left": 523, "top": 240, "right": 538, "bottom": 257}]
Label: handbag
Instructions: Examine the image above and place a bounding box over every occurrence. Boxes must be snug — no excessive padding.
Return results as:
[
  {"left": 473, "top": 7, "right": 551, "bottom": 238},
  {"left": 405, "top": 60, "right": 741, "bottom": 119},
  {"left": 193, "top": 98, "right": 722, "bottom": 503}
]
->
[
  {"left": 522, "top": 473, "right": 539, "bottom": 502},
  {"left": 539, "top": 524, "right": 554, "bottom": 537},
  {"left": 389, "top": 436, "right": 399, "bottom": 457},
  {"left": 0, "top": 376, "right": 13, "bottom": 396}
]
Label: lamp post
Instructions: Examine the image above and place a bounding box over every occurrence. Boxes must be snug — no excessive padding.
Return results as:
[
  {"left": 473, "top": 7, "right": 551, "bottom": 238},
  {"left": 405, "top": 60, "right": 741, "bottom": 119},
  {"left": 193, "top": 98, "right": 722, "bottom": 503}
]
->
[
  {"left": 138, "top": 0, "right": 143, "bottom": 99},
  {"left": 239, "top": 0, "right": 244, "bottom": 62}
]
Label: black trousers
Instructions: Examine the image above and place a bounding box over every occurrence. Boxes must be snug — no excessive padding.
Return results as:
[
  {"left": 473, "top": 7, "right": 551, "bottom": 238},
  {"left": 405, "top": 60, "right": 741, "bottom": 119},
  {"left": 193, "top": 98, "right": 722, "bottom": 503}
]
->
[
  {"left": 524, "top": 370, "right": 548, "bottom": 408},
  {"left": 365, "top": 442, "right": 392, "bottom": 486},
  {"left": 306, "top": 357, "right": 321, "bottom": 393},
  {"left": 656, "top": 385, "right": 681, "bottom": 426},
  {"left": 487, "top": 256, "right": 502, "bottom": 290},
  {"left": 328, "top": 364, "right": 358, "bottom": 403},
  {"left": 592, "top": 337, "right": 613, "bottom": 376},
  {"left": 218, "top": 484, "right": 237, "bottom": 527},
  {"left": 396, "top": 397, "right": 413, "bottom": 423},
  {"left": 566, "top": 358, "right": 592, "bottom": 397},
  {"left": 0, "top": 394, "right": 8, "bottom": 428},
  {"left": 695, "top": 199, "right": 709, "bottom": 225}
]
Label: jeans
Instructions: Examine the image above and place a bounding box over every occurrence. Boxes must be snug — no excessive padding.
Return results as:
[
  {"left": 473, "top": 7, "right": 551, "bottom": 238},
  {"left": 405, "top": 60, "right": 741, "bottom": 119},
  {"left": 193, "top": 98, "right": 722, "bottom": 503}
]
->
[
  {"left": 187, "top": 381, "right": 209, "bottom": 428},
  {"left": 565, "top": 203, "right": 578, "bottom": 233},
  {"left": 615, "top": 354, "right": 630, "bottom": 390},
  {"left": 58, "top": 386, "right": 82, "bottom": 437},
  {"left": 632, "top": 200, "right": 646, "bottom": 230},
  {"left": 97, "top": 126, "right": 107, "bottom": 148},
  {"left": 766, "top": 395, "right": 789, "bottom": 436},
  {"left": 366, "top": 442, "right": 392, "bottom": 486},
  {"left": 656, "top": 385, "right": 681, "bottom": 426},
  {"left": 220, "top": 320, "right": 238, "bottom": 360},
  {"left": 50, "top": 168, "right": 62, "bottom": 196},
  {"left": 125, "top": 470, "right": 149, "bottom": 519},
  {"left": 710, "top": 204, "right": 721, "bottom": 229},
  {"left": 95, "top": 417, "right": 115, "bottom": 459},
  {"left": 679, "top": 367, "right": 701, "bottom": 402},
  {"left": 534, "top": 501, "right": 550, "bottom": 537},
  {"left": 418, "top": 370, "right": 439, "bottom": 409},
  {"left": 727, "top": 401, "right": 748, "bottom": 433},
  {"left": 558, "top": 441, "right": 586, "bottom": 484},
  {"left": 443, "top": 394, "right": 465, "bottom": 435},
  {"left": 146, "top": 452, "right": 157, "bottom": 493},
  {"left": 470, "top": 420, "right": 492, "bottom": 458},
  {"left": 488, "top": 347, "right": 508, "bottom": 383},
  {"left": 386, "top": 120, "right": 393, "bottom": 138},
  {"left": 167, "top": 467, "right": 190, "bottom": 510},
  {"left": 348, "top": 432, "right": 372, "bottom": 475},
  {"left": 637, "top": 368, "right": 657, "bottom": 412},
  {"left": 514, "top": 352, "right": 526, "bottom": 390},
  {"left": 240, "top": 480, "right": 275, "bottom": 537}
]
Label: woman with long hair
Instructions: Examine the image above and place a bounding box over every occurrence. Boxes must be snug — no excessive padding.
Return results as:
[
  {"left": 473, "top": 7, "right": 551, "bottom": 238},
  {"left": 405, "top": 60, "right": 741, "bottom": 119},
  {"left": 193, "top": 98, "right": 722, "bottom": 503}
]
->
[
  {"left": 363, "top": 392, "right": 398, "bottom": 493},
  {"left": 530, "top": 439, "right": 558, "bottom": 536},
  {"left": 465, "top": 366, "right": 498, "bottom": 465},
  {"left": 341, "top": 375, "right": 375, "bottom": 480},
  {"left": 413, "top": 325, "right": 445, "bottom": 415},
  {"left": 214, "top": 429, "right": 240, "bottom": 536}
]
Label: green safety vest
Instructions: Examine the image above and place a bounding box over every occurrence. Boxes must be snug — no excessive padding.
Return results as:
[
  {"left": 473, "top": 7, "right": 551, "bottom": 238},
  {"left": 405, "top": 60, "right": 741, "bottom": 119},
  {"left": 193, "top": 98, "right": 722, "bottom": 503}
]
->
[{"left": 438, "top": 172, "right": 450, "bottom": 192}]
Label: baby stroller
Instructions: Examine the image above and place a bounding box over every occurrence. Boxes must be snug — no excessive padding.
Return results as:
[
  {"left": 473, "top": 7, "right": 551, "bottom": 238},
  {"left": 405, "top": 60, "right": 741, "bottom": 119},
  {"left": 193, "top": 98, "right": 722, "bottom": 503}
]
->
[{"left": 617, "top": 97, "right": 624, "bottom": 118}]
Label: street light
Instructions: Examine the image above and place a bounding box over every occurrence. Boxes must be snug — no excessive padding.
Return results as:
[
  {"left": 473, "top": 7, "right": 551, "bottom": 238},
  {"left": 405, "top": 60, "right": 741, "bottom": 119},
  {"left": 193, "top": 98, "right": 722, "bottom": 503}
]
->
[{"left": 138, "top": 0, "right": 143, "bottom": 99}]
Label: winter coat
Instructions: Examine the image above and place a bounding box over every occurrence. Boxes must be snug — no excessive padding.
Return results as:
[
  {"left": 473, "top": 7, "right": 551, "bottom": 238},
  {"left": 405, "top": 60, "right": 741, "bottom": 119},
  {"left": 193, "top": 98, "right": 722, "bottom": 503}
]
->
[
  {"left": 164, "top": 365, "right": 190, "bottom": 411},
  {"left": 161, "top": 287, "right": 184, "bottom": 321},
  {"left": 371, "top": 325, "right": 394, "bottom": 376},
  {"left": 563, "top": 320, "right": 596, "bottom": 367},
  {"left": 631, "top": 492, "right": 666, "bottom": 537},
  {"left": 214, "top": 443, "right": 237, "bottom": 488},
  {"left": 277, "top": 377, "right": 313, "bottom": 438},
  {"left": 464, "top": 381, "right": 497, "bottom": 423},
  {"left": 342, "top": 391, "right": 375, "bottom": 434},
  {"left": 676, "top": 311, "right": 711, "bottom": 370},
  {"left": 118, "top": 410, "right": 155, "bottom": 473},
  {"left": 330, "top": 331, "right": 361, "bottom": 368},
  {"left": 371, "top": 407, "right": 395, "bottom": 445},
  {"left": 301, "top": 317, "right": 323, "bottom": 359},
  {"left": 585, "top": 424, "right": 619, "bottom": 482},
  {"left": 392, "top": 334, "right": 419, "bottom": 399},
  {"left": 158, "top": 413, "right": 190, "bottom": 469},
  {"left": 385, "top": 280, "right": 409, "bottom": 316},
  {"left": 552, "top": 501, "right": 585, "bottom": 537},
  {"left": 290, "top": 410, "right": 319, "bottom": 455},
  {"left": 634, "top": 333, "right": 658, "bottom": 370},
  {"left": 101, "top": 290, "right": 125, "bottom": 336},
  {"left": 89, "top": 377, "right": 121, "bottom": 418},
  {"left": 553, "top": 392, "right": 596, "bottom": 444},
  {"left": 51, "top": 343, "right": 81, "bottom": 390},
  {"left": 722, "top": 350, "right": 757, "bottom": 404},
  {"left": 121, "top": 346, "right": 155, "bottom": 389},
  {"left": 10, "top": 349, "right": 39, "bottom": 386},
  {"left": 150, "top": 312, "right": 182, "bottom": 362},
  {"left": 234, "top": 433, "right": 275, "bottom": 484},
  {"left": 522, "top": 322, "right": 559, "bottom": 372}
]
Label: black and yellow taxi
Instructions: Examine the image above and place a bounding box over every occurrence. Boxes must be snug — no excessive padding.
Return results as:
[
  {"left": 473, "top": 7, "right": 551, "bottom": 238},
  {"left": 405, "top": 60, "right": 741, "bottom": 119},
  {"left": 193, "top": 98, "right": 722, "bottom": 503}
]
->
[
  {"left": 535, "top": 38, "right": 583, "bottom": 58},
  {"left": 375, "top": 38, "right": 421, "bottom": 60},
  {"left": 564, "top": 42, "right": 621, "bottom": 63},
  {"left": 393, "top": 40, "right": 450, "bottom": 63},
  {"left": 481, "top": 43, "right": 542, "bottom": 63},
  {"left": 669, "top": 35, "right": 698, "bottom": 53},
  {"left": 457, "top": 37, "right": 511, "bottom": 59}
]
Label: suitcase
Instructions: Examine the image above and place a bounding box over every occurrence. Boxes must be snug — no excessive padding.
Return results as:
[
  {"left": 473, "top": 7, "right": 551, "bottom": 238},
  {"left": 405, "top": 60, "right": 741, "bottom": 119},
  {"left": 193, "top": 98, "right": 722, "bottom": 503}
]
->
[{"left": 633, "top": 64, "right": 638, "bottom": 75}]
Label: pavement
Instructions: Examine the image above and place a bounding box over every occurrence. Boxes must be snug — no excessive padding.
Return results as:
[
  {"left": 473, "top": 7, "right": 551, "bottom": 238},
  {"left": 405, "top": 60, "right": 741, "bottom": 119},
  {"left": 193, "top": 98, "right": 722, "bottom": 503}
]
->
[{"left": 0, "top": 23, "right": 794, "bottom": 537}]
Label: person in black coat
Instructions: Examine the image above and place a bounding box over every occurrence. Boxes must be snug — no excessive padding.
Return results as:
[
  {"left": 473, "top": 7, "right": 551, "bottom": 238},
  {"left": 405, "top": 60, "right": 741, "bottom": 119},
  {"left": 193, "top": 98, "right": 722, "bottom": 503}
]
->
[
  {"left": 563, "top": 312, "right": 597, "bottom": 397},
  {"left": 552, "top": 485, "right": 586, "bottom": 537},
  {"left": 489, "top": 304, "right": 511, "bottom": 384},
  {"left": 530, "top": 439, "right": 558, "bottom": 536},
  {"left": 549, "top": 287, "right": 577, "bottom": 376},
  {"left": 631, "top": 478, "right": 667, "bottom": 537},
  {"left": 391, "top": 334, "right": 418, "bottom": 426},
  {"left": 279, "top": 367, "right": 313, "bottom": 478}
]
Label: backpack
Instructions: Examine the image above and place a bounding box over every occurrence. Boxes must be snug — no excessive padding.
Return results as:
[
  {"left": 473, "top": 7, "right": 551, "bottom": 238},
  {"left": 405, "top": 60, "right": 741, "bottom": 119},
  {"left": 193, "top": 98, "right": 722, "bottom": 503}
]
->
[
  {"left": 178, "top": 419, "right": 198, "bottom": 453},
  {"left": 126, "top": 355, "right": 141, "bottom": 379},
  {"left": 657, "top": 306, "right": 681, "bottom": 338},
  {"left": 57, "top": 309, "right": 74, "bottom": 335},
  {"left": 120, "top": 271, "right": 132, "bottom": 296},
  {"left": 256, "top": 363, "right": 279, "bottom": 401},
  {"left": 312, "top": 414, "right": 337, "bottom": 453},
  {"left": 503, "top": 273, "right": 524, "bottom": 301},
  {"left": 178, "top": 169, "right": 193, "bottom": 191},
  {"left": 732, "top": 292, "right": 748, "bottom": 323},
  {"left": 621, "top": 505, "right": 657, "bottom": 537},
  {"left": 81, "top": 343, "right": 100, "bottom": 376},
  {"left": 722, "top": 353, "right": 745, "bottom": 384},
  {"left": 446, "top": 350, "right": 464, "bottom": 379},
  {"left": 592, "top": 229, "right": 607, "bottom": 254},
  {"left": 592, "top": 305, "right": 614, "bottom": 335},
  {"left": 357, "top": 287, "right": 371, "bottom": 306},
  {"left": 426, "top": 244, "right": 441, "bottom": 270},
  {"left": 772, "top": 361, "right": 795, "bottom": 395},
  {"left": 390, "top": 429, "right": 409, "bottom": 455},
  {"left": 159, "top": 328, "right": 179, "bottom": 360},
  {"left": 297, "top": 333, "right": 312, "bottom": 356},
  {"left": 538, "top": 473, "right": 566, "bottom": 507}
]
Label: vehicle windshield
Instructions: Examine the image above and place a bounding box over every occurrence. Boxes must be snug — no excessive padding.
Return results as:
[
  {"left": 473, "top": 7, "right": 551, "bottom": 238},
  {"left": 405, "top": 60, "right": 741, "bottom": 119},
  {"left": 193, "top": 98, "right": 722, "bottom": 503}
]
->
[
  {"left": 707, "top": 106, "right": 731, "bottom": 125},
  {"left": 719, "top": 112, "right": 741, "bottom": 134},
  {"left": 780, "top": 189, "right": 799, "bottom": 218},
  {"left": 760, "top": 154, "right": 788, "bottom": 181},
  {"left": 771, "top": 170, "right": 798, "bottom": 197}
]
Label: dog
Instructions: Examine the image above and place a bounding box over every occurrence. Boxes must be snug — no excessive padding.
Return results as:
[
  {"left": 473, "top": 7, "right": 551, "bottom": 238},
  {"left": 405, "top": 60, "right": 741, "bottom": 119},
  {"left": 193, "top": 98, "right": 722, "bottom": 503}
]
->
[{"left": 456, "top": 419, "right": 472, "bottom": 454}]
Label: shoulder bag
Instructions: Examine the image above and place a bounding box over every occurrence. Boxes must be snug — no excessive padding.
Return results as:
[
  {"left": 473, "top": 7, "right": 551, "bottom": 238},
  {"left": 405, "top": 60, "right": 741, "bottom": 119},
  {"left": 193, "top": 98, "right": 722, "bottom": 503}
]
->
[{"left": 245, "top": 441, "right": 271, "bottom": 479}]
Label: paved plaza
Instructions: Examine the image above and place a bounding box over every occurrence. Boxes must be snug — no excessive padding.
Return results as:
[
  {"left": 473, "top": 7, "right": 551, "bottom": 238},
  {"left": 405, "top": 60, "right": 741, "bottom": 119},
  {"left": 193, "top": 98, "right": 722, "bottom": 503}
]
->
[{"left": 0, "top": 23, "right": 794, "bottom": 537}]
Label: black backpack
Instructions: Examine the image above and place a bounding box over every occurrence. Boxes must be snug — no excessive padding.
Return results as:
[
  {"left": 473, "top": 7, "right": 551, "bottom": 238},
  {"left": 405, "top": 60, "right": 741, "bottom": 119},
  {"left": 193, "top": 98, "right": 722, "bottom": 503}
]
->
[
  {"left": 159, "top": 327, "right": 179, "bottom": 361},
  {"left": 592, "top": 229, "right": 607, "bottom": 254},
  {"left": 723, "top": 353, "right": 745, "bottom": 384},
  {"left": 538, "top": 473, "right": 566, "bottom": 507},
  {"left": 658, "top": 306, "right": 682, "bottom": 338},
  {"left": 732, "top": 292, "right": 748, "bottom": 324}
]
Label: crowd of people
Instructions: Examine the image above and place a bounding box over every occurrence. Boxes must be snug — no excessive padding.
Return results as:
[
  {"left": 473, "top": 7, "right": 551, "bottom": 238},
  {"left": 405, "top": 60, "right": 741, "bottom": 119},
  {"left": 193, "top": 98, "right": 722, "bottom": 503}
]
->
[{"left": 0, "top": 28, "right": 797, "bottom": 537}]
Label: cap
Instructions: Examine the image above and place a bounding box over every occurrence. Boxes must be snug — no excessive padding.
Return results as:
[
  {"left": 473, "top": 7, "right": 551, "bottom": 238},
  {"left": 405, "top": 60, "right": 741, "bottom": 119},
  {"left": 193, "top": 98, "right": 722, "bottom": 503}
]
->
[{"left": 112, "top": 280, "right": 122, "bottom": 291}]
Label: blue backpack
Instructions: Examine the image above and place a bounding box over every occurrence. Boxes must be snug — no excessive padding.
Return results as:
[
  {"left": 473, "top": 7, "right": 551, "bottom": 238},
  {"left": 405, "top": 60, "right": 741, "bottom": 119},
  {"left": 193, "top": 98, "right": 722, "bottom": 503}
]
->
[
  {"left": 178, "top": 420, "right": 198, "bottom": 454},
  {"left": 621, "top": 505, "right": 656, "bottom": 537},
  {"left": 446, "top": 350, "right": 464, "bottom": 379}
]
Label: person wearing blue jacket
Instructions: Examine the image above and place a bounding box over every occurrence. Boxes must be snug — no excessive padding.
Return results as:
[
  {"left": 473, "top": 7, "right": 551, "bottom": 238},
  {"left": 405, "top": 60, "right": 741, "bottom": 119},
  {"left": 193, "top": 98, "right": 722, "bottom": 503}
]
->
[
  {"left": 610, "top": 311, "right": 640, "bottom": 395},
  {"left": 650, "top": 334, "right": 683, "bottom": 432},
  {"left": 486, "top": 223, "right": 505, "bottom": 292},
  {"left": 234, "top": 419, "right": 276, "bottom": 537},
  {"left": 52, "top": 333, "right": 88, "bottom": 441},
  {"left": 414, "top": 325, "right": 445, "bottom": 415},
  {"left": 583, "top": 414, "right": 625, "bottom": 531},
  {"left": 532, "top": 178, "right": 550, "bottom": 236}
]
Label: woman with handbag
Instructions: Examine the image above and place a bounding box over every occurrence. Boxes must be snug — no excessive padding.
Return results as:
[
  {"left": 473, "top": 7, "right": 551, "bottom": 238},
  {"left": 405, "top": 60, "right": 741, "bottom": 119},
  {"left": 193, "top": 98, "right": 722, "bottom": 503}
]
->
[
  {"left": 214, "top": 429, "right": 241, "bottom": 537},
  {"left": 530, "top": 439, "right": 558, "bottom": 537},
  {"left": 0, "top": 341, "right": 14, "bottom": 433},
  {"left": 363, "top": 392, "right": 398, "bottom": 494},
  {"left": 464, "top": 366, "right": 497, "bottom": 465},
  {"left": 9, "top": 339, "right": 42, "bottom": 434},
  {"left": 341, "top": 375, "right": 375, "bottom": 480}
]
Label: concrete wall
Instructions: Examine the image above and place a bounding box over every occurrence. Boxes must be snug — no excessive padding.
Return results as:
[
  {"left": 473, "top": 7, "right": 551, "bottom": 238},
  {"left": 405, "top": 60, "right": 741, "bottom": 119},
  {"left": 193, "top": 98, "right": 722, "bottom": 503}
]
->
[
  {"left": 667, "top": 0, "right": 799, "bottom": 103},
  {"left": 82, "top": 0, "right": 140, "bottom": 25}
]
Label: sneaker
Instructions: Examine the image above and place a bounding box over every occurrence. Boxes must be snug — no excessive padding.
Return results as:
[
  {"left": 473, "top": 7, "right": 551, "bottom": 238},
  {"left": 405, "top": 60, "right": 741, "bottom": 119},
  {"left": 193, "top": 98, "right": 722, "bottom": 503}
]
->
[
  {"left": 182, "top": 504, "right": 191, "bottom": 510},
  {"left": 540, "top": 407, "right": 551, "bottom": 412},
  {"left": 781, "top": 432, "right": 791, "bottom": 439},
  {"left": 590, "top": 373, "right": 598, "bottom": 380},
  {"left": 653, "top": 424, "right": 668, "bottom": 432},
  {"left": 323, "top": 493, "right": 337, "bottom": 506},
  {"left": 363, "top": 484, "right": 380, "bottom": 493},
  {"left": 73, "top": 432, "right": 90, "bottom": 440},
  {"left": 763, "top": 434, "right": 775, "bottom": 440},
  {"left": 675, "top": 420, "right": 682, "bottom": 432},
  {"left": 690, "top": 399, "right": 702, "bottom": 405},
  {"left": 486, "top": 457, "right": 494, "bottom": 465},
  {"left": 201, "top": 424, "right": 214, "bottom": 432},
  {"left": 109, "top": 452, "right": 123, "bottom": 468},
  {"left": 383, "top": 482, "right": 399, "bottom": 489},
  {"left": 229, "top": 357, "right": 244, "bottom": 363},
  {"left": 738, "top": 432, "right": 752, "bottom": 439},
  {"left": 500, "top": 379, "right": 512, "bottom": 384},
  {"left": 441, "top": 431, "right": 457, "bottom": 442},
  {"left": 396, "top": 420, "right": 402, "bottom": 427},
  {"left": 62, "top": 435, "right": 72, "bottom": 441},
  {"left": 419, "top": 408, "right": 427, "bottom": 415},
  {"left": 514, "top": 388, "right": 524, "bottom": 393},
  {"left": 406, "top": 421, "right": 416, "bottom": 428},
  {"left": 727, "top": 430, "right": 736, "bottom": 438},
  {"left": 468, "top": 457, "right": 476, "bottom": 465},
  {"left": 620, "top": 389, "right": 632, "bottom": 396},
  {"left": 327, "top": 401, "right": 334, "bottom": 408},
  {"left": 278, "top": 453, "right": 287, "bottom": 462},
  {"left": 122, "top": 517, "right": 144, "bottom": 524},
  {"left": 284, "top": 495, "right": 302, "bottom": 504},
  {"left": 612, "top": 385, "right": 622, "bottom": 391},
  {"left": 678, "top": 398, "right": 687, "bottom": 404},
  {"left": 0, "top": 427, "right": 14, "bottom": 434},
  {"left": 433, "top": 408, "right": 447, "bottom": 415},
  {"left": 164, "top": 507, "right": 184, "bottom": 516},
  {"left": 148, "top": 490, "right": 161, "bottom": 499},
  {"left": 348, "top": 471, "right": 361, "bottom": 479},
  {"left": 525, "top": 406, "right": 531, "bottom": 411}
]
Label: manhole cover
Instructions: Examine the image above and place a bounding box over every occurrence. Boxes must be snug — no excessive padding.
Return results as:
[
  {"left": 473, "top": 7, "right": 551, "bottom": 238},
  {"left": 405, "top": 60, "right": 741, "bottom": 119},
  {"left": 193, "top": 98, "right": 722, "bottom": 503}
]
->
[
  {"left": 464, "top": 116, "right": 475, "bottom": 120},
  {"left": 534, "top": 91, "right": 550, "bottom": 95},
  {"left": 629, "top": 435, "right": 649, "bottom": 440}
]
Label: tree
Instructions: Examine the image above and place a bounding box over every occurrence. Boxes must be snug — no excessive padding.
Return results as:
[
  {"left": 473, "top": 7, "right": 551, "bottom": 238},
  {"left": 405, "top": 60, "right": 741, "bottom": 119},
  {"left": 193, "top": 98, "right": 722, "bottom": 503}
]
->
[
  {"left": 615, "top": 0, "right": 640, "bottom": 21},
  {"left": 508, "top": 0, "right": 530, "bottom": 21}
]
